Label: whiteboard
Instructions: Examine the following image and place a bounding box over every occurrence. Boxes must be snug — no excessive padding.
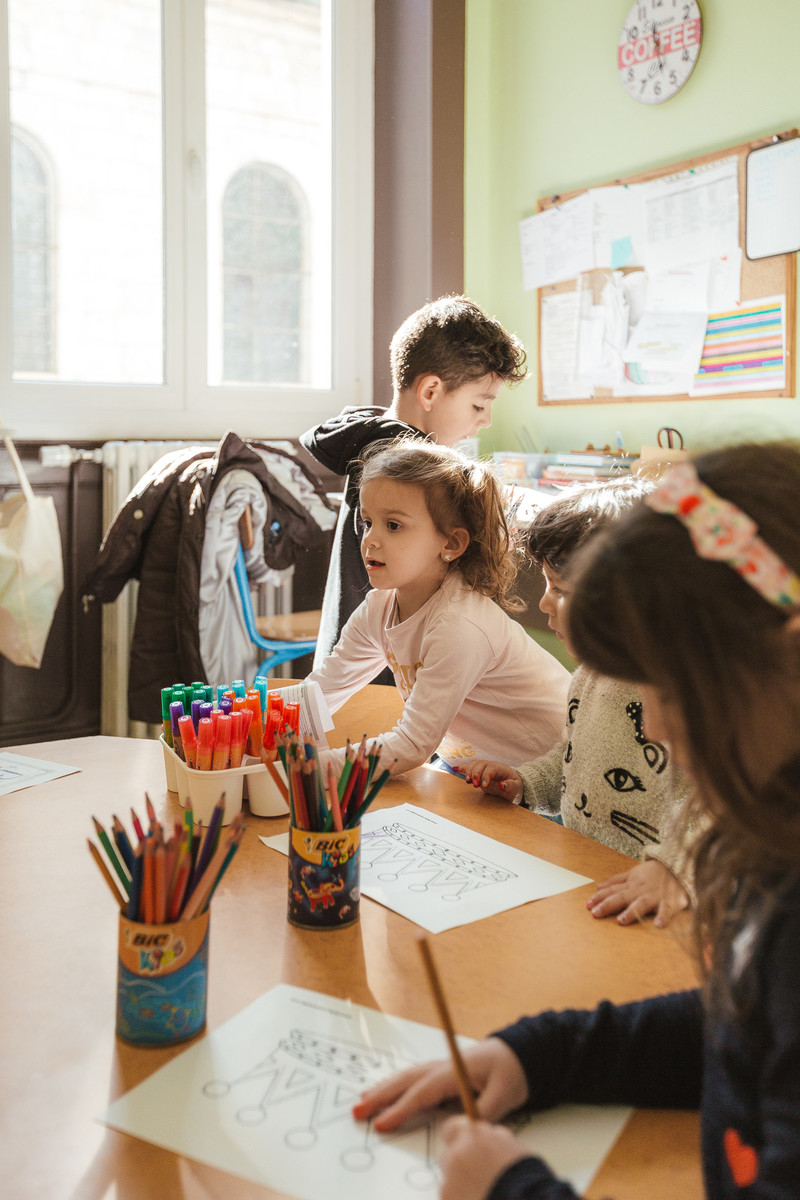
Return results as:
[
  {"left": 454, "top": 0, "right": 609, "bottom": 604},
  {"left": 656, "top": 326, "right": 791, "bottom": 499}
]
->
[{"left": 746, "top": 137, "right": 800, "bottom": 260}]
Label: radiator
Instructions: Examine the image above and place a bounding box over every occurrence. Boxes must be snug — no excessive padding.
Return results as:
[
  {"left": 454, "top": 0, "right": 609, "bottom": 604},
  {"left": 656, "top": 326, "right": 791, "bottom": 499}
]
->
[
  {"left": 47, "top": 440, "right": 294, "bottom": 738},
  {"left": 100, "top": 441, "right": 199, "bottom": 739}
]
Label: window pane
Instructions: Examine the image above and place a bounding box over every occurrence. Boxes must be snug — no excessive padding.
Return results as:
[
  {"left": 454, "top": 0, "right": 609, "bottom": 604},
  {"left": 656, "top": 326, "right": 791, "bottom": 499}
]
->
[
  {"left": 206, "top": 0, "right": 331, "bottom": 388},
  {"left": 8, "top": 0, "right": 164, "bottom": 383}
]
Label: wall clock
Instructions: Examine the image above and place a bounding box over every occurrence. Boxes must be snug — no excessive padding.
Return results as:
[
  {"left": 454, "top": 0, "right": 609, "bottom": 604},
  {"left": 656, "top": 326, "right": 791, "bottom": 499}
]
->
[{"left": 618, "top": 1, "right": 702, "bottom": 105}]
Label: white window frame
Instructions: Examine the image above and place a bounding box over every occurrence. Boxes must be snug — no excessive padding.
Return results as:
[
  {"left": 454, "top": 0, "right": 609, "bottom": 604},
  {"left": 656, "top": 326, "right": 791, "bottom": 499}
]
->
[{"left": 0, "top": 0, "right": 373, "bottom": 441}]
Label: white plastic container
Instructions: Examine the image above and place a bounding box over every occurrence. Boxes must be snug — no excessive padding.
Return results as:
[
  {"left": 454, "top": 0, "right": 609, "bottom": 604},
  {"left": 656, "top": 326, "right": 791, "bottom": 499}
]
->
[{"left": 160, "top": 737, "right": 288, "bottom": 824}]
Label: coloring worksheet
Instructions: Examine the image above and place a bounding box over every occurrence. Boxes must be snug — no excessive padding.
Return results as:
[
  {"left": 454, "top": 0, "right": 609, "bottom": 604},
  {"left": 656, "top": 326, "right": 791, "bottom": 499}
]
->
[
  {"left": 261, "top": 803, "right": 591, "bottom": 934},
  {"left": 100, "top": 985, "right": 631, "bottom": 1200},
  {"left": 0, "top": 751, "right": 78, "bottom": 795}
]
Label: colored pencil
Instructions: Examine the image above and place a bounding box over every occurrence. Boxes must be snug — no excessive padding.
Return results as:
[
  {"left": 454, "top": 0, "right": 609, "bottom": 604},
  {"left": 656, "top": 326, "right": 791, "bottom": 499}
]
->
[
  {"left": 262, "top": 752, "right": 289, "bottom": 802},
  {"left": 167, "top": 849, "right": 192, "bottom": 921},
  {"left": 87, "top": 838, "right": 126, "bottom": 908},
  {"left": 130, "top": 806, "right": 146, "bottom": 845},
  {"left": 328, "top": 761, "right": 344, "bottom": 831},
  {"left": 190, "top": 795, "right": 225, "bottom": 889},
  {"left": 92, "top": 816, "right": 131, "bottom": 896},
  {"left": 336, "top": 741, "right": 355, "bottom": 801},
  {"left": 127, "top": 844, "right": 144, "bottom": 920},
  {"left": 417, "top": 935, "right": 477, "bottom": 1120},
  {"left": 154, "top": 843, "right": 167, "bottom": 923},
  {"left": 202, "top": 825, "right": 244, "bottom": 910},
  {"left": 112, "top": 815, "right": 135, "bottom": 873},
  {"left": 142, "top": 837, "right": 155, "bottom": 923},
  {"left": 145, "top": 792, "right": 158, "bottom": 833},
  {"left": 182, "top": 819, "right": 242, "bottom": 920},
  {"left": 346, "top": 762, "right": 396, "bottom": 828},
  {"left": 339, "top": 736, "right": 366, "bottom": 821}
]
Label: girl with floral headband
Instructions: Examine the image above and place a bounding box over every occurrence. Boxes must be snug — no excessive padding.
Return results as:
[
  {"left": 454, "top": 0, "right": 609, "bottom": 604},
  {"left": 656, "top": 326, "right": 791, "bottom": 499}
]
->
[{"left": 356, "top": 441, "right": 800, "bottom": 1200}]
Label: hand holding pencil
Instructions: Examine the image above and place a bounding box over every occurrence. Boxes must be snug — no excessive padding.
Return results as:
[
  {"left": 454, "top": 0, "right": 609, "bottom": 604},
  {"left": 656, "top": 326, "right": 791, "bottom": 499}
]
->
[{"left": 353, "top": 940, "right": 530, "bottom": 1133}]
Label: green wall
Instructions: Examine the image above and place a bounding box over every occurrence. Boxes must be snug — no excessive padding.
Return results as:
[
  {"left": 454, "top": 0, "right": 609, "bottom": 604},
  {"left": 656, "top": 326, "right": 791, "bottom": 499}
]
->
[{"left": 465, "top": 0, "right": 800, "bottom": 456}]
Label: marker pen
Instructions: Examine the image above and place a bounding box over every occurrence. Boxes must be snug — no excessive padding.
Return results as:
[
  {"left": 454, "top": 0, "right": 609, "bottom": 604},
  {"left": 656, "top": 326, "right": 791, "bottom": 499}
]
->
[
  {"left": 178, "top": 714, "right": 198, "bottom": 769},
  {"left": 253, "top": 676, "right": 267, "bottom": 713},
  {"left": 212, "top": 713, "right": 232, "bottom": 770},
  {"left": 229, "top": 710, "right": 245, "bottom": 768},
  {"left": 161, "top": 688, "right": 174, "bottom": 747},
  {"left": 245, "top": 692, "right": 263, "bottom": 756},
  {"left": 196, "top": 717, "right": 214, "bottom": 770},
  {"left": 170, "top": 701, "right": 185, "bottom": 760}
]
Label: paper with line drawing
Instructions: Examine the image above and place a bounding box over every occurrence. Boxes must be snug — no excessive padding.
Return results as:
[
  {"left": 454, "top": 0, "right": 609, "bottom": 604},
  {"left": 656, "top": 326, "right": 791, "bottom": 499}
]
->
[
  {"left": 100, "top": 984, "right": 630, "bottom": 1200},
  {"left": 262, "top": 803, "right": 591, "bottom": 933}
]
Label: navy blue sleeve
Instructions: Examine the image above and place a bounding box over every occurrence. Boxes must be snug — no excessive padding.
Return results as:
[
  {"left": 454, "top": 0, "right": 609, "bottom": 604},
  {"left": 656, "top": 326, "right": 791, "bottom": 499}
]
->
[
  {"left": 494, "top": 990, "right": 704, "bottom": 1112},
  {"left": 486, "top": 1156, "right": 581, "bottom": 1200}
]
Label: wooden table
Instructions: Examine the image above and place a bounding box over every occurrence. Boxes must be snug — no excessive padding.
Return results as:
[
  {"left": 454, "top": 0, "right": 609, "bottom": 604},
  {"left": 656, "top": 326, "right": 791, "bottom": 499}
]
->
[{"left": 0, "top": 685, "right": 701, "bottom": 1200}]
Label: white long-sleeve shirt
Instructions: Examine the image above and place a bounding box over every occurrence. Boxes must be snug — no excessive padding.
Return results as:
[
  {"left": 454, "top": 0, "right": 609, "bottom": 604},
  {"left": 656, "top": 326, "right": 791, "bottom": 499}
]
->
[{"left": 308, "top": 572, "right": 571, "bottom": 775}]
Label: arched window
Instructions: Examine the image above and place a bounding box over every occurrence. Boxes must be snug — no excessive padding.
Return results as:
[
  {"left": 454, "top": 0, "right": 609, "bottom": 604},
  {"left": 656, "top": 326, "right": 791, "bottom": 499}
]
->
[
  {"left": 222, "top": 163, "right": 308, "bottom": 384},
  {"left": 11, "top": 131, "right": 55, "bottom": 375}
]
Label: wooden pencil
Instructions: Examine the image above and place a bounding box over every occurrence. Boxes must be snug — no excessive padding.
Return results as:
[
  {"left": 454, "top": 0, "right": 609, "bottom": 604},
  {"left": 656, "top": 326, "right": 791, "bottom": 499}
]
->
[
  {"left": 154, "top": 843, "right": 167, "bottom": 924},
  {"left": 417, "top": 935, "right": 478, "bottom": 1120},
  {"left": 91, "top": 816, "right": 131, "bottom": 896},
  {"left": 87, "top": 838, "right": 126, "bottom": 909}
]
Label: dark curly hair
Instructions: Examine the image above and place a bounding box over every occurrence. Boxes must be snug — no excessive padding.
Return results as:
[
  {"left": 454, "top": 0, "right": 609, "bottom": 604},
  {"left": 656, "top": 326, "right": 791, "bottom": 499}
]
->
[
  {"left": 527, "top": 474, "right": 654, "bottom": 573},
  {"left": 389, "top": 295, "right": 527, "bottom": 394}
]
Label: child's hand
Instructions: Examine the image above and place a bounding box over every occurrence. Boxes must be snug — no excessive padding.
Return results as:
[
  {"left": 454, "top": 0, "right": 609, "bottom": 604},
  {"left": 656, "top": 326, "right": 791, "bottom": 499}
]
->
[
  {"left": 353, "top": 1038, "right": 528, "bottom": 1132},
  {"left": 439, "top": 1115, "right": 531, "bottom": 1200},
  {"left": 455, "top": 761, "right": 523, "bottom": 803},
  {"left": 587, "top": 859, "right": 690, "bottom": 928}
]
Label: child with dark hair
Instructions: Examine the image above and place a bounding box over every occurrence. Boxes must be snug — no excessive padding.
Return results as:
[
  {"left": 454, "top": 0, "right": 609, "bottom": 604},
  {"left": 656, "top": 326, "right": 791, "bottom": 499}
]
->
[
  {"left": 461, "top": 475, "right": 693, "bottom": 928},
  {"left": 307, "top": 437, "right": 568, "bottom": 776},
  {"left": 358, "top": 442, "right": 800, "bottom": 1200},
  {"left": 301, "top": 295, "right": 527, "bottom": 676}
]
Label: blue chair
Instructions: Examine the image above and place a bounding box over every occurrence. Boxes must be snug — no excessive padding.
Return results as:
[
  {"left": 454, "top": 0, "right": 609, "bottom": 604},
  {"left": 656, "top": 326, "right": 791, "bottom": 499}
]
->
[{"left": 233, "top": 544, "right": 318, "bottom": 682}]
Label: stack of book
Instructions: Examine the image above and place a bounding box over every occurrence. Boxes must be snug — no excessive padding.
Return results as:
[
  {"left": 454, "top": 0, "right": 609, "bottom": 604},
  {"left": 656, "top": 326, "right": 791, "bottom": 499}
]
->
[{"left": 539, "top": 452, "right": 638, "bottom": 487}]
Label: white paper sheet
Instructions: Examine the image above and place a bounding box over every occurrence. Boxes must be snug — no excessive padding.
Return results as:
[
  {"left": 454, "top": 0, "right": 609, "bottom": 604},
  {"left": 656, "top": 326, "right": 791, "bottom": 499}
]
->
[
  {"left": 639, "top": 157, "right": 739, "bottom": 273},
  {"left": 0, "top": 751, "right": 79, "bottom": 795},
  {"left": 591, "top": 185, "right": 645, "bottom": 269},
  {"left": 519, "top": 192, "right": 594, "bottom": 290},
  {"left": 645, "top": 261, "right": 710, "bottom": 313},
  {"left": 540, "top": 289, "right": 594, "bottom": 401},
  {"left": 623, "top": 310, "right": 708, "bottom": 374},
  {"left": 262, "top": 804, "right": 591, "bottom": 934},
  {"left": 100, "top": 984, "right": 631, "bottom": 1200},
  {"left": 272, "top": 680, "right": 334, "bottom": 748}
]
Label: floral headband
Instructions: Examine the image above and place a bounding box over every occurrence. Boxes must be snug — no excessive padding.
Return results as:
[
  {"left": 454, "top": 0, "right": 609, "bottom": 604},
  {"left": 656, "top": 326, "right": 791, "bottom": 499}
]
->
[{"left": 645, "top": 461, "right": 800, "bottom": 608}]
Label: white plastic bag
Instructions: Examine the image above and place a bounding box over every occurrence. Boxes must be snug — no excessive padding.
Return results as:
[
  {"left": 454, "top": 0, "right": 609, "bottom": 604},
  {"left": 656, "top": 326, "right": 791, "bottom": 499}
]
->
[{"left": 0, "top": 436, "right": 64, "bottom": 667}]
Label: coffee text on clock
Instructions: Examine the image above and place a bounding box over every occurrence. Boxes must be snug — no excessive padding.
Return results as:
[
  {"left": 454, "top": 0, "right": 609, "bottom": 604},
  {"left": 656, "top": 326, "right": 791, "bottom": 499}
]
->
[{"left": 618, "top": 18, "right": 701, "bottom": 68}]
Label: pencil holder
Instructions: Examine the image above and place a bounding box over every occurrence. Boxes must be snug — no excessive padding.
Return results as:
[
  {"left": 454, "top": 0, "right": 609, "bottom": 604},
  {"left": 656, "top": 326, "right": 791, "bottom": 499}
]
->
[
  {"left": 161, "top": 737, "right": 289, "bottom": 823},
  {"left": 287, "top": 824, "right": 361, "bottom": 929},
  {"left": 116, "top": 910, "right": 210, "bottom": 1047}
]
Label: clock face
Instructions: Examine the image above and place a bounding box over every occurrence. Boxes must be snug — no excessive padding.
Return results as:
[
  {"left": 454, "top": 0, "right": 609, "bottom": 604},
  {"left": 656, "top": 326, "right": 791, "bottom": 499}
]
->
[{"left": 618, "top": 1, "right": 702, "bottom": 105}]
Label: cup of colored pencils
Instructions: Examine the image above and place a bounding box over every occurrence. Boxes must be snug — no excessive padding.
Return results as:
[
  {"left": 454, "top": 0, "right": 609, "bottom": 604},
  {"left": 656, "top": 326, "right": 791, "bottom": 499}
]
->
[
  {"left": 87, "top": 794, "right": 244, "bottom": 1047},
  {"left": 283, "top": 732, "right": 392, "bottom": 930}
]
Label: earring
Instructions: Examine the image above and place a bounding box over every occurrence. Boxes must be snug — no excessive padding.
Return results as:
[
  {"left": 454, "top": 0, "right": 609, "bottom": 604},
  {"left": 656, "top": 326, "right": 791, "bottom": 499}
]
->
[{"left": 444, "top": 554, "right": 451, "bottom": 561}]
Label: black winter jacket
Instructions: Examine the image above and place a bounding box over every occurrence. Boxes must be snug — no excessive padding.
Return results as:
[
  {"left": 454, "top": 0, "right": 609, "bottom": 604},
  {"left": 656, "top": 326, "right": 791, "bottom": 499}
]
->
[{"left": 82, "top": 431, "right": 333, "bottom": 723}]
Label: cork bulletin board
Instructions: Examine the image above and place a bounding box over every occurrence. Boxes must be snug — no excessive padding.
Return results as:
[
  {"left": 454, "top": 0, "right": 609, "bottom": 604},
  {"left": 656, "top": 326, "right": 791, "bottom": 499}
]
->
[{"left": 533, "top": 130, "right": 797, "bottom": 406}]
